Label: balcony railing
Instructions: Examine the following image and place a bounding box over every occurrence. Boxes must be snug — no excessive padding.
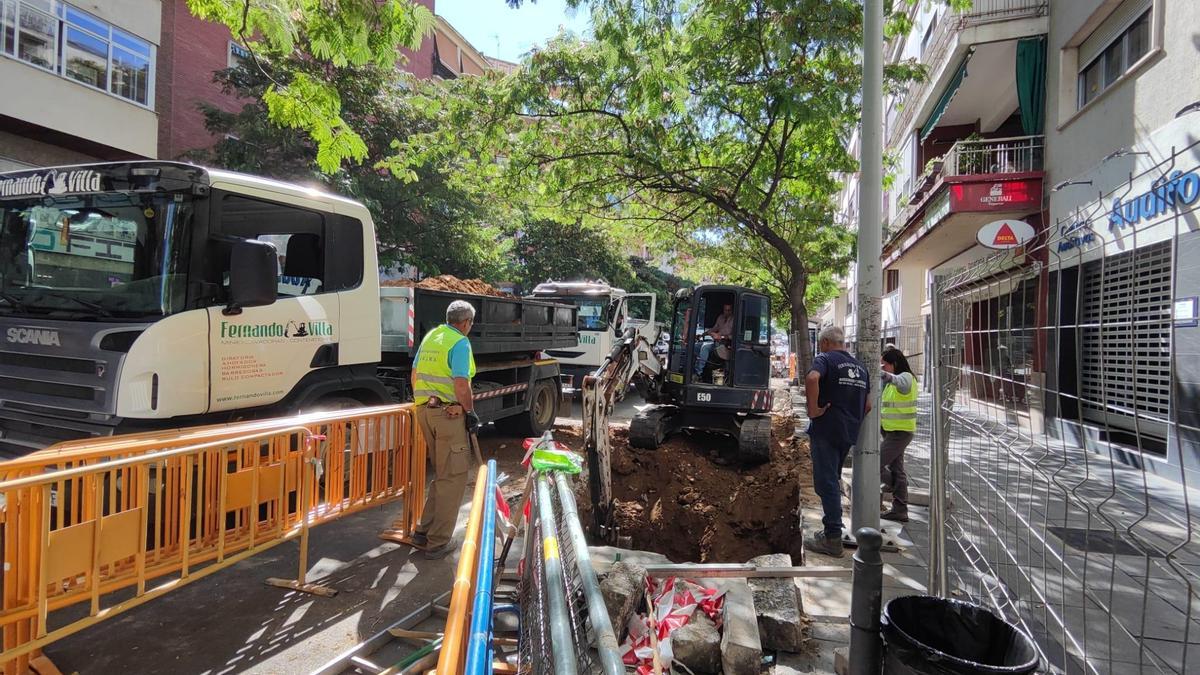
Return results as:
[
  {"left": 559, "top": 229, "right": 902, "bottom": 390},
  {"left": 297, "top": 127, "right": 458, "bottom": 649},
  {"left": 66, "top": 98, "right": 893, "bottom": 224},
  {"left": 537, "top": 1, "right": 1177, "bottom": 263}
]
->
[
  {"left": 943, "top": 134, "right": 1044, "bottom": 176},
  {"left": 887, "top": 0, "right": 1049, "bottom": 147}
]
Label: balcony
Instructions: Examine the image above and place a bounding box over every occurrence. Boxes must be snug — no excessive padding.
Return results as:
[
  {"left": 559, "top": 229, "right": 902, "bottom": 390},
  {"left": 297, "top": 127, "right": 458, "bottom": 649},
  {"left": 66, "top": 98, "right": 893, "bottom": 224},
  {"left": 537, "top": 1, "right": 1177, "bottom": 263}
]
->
[
  {"left": 942, "top": 134, "right": 1043, "bottom": 176},
  {"left": 884, "top": 134, "right": 1044, "bottom": 267},
  {"left": 888, "top": 0, "right": 1049, "bottom": 148}
]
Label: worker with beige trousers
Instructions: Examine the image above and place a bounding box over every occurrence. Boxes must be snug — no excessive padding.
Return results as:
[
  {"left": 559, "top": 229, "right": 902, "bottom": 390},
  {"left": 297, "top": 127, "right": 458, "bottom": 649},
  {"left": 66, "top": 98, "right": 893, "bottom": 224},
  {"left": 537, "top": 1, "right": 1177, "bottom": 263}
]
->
[{"left": 410, "top": 300, "right": 480, "bottom": 559}]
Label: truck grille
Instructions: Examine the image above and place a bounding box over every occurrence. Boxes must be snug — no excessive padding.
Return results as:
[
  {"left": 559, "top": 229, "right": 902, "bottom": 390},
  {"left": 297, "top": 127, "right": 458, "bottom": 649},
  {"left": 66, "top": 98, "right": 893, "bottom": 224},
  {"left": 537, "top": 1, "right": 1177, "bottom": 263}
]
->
[
  {"left": 0, "top": 351, "right": 97, "bottom": 374},
  {"left": 0, "top": 377, "right": 97, "bottom": 401}
]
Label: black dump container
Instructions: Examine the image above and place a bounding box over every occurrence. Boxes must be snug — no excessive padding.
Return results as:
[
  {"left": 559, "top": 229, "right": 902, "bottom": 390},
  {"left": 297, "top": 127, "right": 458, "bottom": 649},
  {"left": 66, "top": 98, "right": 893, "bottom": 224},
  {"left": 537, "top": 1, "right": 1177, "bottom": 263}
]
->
[{"left": 882, "top": 595, "right": 1040, "bottom": 675}]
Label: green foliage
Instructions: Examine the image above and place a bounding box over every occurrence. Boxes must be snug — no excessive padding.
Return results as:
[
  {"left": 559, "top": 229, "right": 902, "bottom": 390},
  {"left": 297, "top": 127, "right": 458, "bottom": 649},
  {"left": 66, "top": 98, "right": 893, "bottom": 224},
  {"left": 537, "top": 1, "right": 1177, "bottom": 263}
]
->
[
  {"left": 387, "top": 0, "right": 922, "bottom": 370},
  {"left": 506, "top": 219, "right": 635, "bottom": 290},
  {"left": 192, "top": 59, "right": 509, "bottom": 281},
  {"left": 185, "top": 0, "right": 433, "bottom": 172}
]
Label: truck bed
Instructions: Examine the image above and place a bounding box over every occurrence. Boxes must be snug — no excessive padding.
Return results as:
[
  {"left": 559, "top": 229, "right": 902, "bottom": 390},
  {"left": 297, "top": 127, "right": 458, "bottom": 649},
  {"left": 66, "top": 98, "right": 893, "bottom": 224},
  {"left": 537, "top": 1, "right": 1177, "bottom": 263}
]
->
[{"left": 381, "top": 287, "right": 577, "bottom": 356}]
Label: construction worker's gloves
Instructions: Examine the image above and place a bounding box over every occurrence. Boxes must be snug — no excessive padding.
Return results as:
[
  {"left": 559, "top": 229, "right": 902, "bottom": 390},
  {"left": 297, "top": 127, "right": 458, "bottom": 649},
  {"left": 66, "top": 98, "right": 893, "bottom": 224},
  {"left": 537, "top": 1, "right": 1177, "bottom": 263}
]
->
[{"left": 466, "top": 410, "right": 481, "bottom": 434}]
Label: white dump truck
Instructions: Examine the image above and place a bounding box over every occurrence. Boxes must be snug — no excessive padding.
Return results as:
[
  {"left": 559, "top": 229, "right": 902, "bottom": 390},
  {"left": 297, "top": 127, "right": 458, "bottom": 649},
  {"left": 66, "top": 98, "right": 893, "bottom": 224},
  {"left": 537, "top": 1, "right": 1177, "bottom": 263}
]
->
[
  {"left": 0, "top": 162, "right": 577, "bottom": 458},
  {"left": 528, "top": 280, "right": 658, "bottom": 389}
]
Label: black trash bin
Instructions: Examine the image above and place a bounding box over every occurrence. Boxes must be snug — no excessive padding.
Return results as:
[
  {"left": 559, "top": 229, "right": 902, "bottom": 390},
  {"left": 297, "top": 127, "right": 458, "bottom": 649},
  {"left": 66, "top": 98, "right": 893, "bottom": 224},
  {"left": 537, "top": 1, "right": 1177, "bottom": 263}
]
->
[{"left": 881, "top": 595, "right": 1040, "bottom": 675}]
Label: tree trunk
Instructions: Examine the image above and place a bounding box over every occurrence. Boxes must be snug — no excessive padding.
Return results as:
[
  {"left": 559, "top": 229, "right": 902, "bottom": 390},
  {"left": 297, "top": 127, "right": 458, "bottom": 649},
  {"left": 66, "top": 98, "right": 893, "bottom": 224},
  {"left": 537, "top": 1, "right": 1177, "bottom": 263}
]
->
[{"left": 788, "top": 274, "right": 813, "bottom": 377}]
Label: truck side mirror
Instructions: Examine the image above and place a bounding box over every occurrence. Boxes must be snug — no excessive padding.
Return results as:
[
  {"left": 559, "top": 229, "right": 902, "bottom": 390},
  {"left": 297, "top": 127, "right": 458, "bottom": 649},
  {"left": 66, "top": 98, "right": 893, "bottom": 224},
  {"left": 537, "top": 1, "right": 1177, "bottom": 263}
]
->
[{"left": 225, "top": 239, "right": 277, "bottom": 315}]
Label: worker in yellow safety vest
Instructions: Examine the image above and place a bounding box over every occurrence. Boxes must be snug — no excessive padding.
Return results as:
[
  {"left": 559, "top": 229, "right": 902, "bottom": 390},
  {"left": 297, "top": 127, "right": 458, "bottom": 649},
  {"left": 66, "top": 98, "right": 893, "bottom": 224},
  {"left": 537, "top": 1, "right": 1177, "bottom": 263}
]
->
[
  {"left": 409, "top": 300, "right": 478, "bottom": 559},
  {"left": 880, "top": 347, "right": 918, "bottom": 523}
]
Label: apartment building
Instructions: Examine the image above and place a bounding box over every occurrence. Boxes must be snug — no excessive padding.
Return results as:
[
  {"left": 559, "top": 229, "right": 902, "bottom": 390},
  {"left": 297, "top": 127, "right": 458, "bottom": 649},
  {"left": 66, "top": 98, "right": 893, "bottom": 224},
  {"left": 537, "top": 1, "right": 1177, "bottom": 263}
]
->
[
  {"left": 0, "top": 0, "right": 160, "bottom": 169},
  {"left": 1042, "top": 0, "right": 1200, "bottom": 479},
  {"left": 157, "top": 1, "right": 507, "bottom": 160},
  {"left": 825, "top": 0, "right": 1200, "bottom": 485},
  {"left": 826, "top": 0, "right": 1050, "bottom": 377}
]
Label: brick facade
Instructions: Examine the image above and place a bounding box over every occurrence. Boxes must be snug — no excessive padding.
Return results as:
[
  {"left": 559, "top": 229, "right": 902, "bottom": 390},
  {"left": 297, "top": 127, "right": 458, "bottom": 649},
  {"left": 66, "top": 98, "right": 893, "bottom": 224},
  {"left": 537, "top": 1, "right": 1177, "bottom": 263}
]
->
[{"left": 157, "top": 0, "right": 438, "bottom": 160}]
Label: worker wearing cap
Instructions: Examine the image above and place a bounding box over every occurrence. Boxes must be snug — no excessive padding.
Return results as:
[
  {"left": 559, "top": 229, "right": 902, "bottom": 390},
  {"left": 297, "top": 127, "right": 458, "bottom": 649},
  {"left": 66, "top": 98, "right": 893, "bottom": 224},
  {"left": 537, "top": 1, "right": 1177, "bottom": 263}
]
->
[{"left": 410, "top": 300, "right": 479, "bottom": 559}]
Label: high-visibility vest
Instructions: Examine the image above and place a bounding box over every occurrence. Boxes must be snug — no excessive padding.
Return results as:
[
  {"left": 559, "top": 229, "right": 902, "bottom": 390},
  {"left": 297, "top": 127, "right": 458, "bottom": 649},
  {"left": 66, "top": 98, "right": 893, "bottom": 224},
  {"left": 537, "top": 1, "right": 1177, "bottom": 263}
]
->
[
  {"left": 881, "top": 375, "right": 918, "bottom": 432},
  {"left": 413, "top": 324, "right": 476, "bottom": 405}
]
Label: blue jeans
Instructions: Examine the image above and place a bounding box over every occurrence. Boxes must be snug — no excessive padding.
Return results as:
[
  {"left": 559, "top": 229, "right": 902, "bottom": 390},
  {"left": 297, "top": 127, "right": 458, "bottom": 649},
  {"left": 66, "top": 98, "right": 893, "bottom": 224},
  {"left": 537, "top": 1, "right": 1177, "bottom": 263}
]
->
[
  {"left": 695, "top": 341, "right": 715, "bottom": 375},
  {"left": 810, "top": 433, "right": 852, "bottom": 538}
]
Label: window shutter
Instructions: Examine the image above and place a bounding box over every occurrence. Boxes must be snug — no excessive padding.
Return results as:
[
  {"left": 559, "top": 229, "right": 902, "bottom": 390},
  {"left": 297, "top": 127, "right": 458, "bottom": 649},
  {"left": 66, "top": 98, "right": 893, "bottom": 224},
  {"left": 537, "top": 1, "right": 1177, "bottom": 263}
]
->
[{"left": 1078, "top": 0, "right": 1151, "bottom": 68}]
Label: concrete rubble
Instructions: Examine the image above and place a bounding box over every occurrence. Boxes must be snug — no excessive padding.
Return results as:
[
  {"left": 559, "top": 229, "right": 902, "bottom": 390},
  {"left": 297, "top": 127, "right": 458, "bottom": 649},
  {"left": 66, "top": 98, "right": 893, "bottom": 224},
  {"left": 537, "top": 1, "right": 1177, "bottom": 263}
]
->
[
  {"left": 671, "top": 612, "right": 722, "bottom": 674},
  {"left": 715, "top": 578, "right": 764, "bottom": 675},
  {"left": 746, "top": 553, "right": 806, "bottom": 652},
  {"left": 598, "top": 560, "right": 648, "bottom": 640}
]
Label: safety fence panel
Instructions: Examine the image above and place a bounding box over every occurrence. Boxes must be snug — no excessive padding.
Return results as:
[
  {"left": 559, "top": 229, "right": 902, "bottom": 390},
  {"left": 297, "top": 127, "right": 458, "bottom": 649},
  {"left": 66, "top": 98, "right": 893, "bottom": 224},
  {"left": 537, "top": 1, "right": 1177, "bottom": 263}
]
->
[
  {"left": 0, "top": 404, "right": 426, "bottom": 674},
  {"left": 928, "top": 190, "right": 1200, "bottom": 673},
  {"left": 518, "top": 472, "right": 622, "bottom": 675}
]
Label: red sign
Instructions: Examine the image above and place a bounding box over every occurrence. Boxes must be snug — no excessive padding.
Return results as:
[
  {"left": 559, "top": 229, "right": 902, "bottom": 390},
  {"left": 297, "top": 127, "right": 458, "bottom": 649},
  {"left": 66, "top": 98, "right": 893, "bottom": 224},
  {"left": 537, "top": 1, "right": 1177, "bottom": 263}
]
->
[
  {"left": 993, "top": 223, "right": 1018, "bottom": 245},
  {"left": 949, "top": 178, "right": 1042, "bottom": 213}
]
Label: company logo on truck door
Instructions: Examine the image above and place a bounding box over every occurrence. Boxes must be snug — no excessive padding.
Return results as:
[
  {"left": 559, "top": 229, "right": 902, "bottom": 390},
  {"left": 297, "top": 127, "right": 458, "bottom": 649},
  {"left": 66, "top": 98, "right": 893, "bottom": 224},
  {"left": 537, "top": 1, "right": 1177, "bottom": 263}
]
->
[
  {"left": 220, "top": 320, "right": 333, "bottom": 340},
  {"left": 6, "top": 327, "right": 61, "bottom": 346}
]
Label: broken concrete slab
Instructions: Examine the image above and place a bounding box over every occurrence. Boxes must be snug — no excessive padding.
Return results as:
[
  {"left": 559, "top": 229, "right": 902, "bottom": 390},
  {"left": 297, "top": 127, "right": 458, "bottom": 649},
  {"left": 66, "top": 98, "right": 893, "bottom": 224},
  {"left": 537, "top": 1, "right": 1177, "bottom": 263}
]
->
[
  {"left": 715, "top": 579, "right": 763, "bottom": 675},
  {"left": 598, "top": 560, "right": 647, "bottom": 641},
  {"left": 747, "top": 553, "right": 806, "bottom": 652},
  {"left": 672, "top": 612, "right": 721, "bottom": 674}
]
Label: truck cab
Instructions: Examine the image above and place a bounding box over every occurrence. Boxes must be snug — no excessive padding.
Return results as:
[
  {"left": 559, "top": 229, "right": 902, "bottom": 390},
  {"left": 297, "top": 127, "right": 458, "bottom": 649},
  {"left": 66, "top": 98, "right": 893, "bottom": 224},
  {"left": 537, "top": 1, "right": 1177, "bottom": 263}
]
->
[
  {"left": 0, "top": 162, "right": 389, "bottom": 456},
  {"left": 529, "top": 280, "right": 657, "bottom": 389}
]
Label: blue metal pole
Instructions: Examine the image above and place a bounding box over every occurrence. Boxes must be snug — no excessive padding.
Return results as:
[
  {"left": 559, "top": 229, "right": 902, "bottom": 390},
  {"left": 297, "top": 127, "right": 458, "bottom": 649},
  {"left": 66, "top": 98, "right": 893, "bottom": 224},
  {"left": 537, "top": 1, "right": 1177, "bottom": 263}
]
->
[{"left": 464, "top": 460, "right": 498, "bottom": 674}]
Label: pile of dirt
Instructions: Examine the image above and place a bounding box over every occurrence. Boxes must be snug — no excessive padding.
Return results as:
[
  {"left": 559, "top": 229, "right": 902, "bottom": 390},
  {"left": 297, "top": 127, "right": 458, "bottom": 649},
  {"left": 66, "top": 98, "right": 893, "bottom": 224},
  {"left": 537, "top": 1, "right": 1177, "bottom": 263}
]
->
[
  {"left": 475, "top": 404, "right": 818, "bottom": 565},
  {"left": 602, "top": 420, "right": 817, "bottom": 564},
  {"left": 381, "top": 274, "right": 509, "bottom": 297}
]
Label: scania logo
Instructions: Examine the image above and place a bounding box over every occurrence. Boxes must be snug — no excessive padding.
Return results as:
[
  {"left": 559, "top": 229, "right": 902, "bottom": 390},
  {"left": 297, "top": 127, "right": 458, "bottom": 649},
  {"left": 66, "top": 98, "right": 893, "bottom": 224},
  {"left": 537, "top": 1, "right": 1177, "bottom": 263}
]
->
[{"left": 6, "top": 327, "right": 61, "bottom": 346}]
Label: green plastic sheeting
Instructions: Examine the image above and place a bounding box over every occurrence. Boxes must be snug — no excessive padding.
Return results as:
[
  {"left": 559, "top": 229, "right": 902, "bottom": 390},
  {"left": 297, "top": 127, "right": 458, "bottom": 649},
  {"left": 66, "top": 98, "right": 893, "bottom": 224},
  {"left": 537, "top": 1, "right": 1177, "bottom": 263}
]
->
[{"left": 1016, "top": 36, "right": 1047, "bottom": 135}]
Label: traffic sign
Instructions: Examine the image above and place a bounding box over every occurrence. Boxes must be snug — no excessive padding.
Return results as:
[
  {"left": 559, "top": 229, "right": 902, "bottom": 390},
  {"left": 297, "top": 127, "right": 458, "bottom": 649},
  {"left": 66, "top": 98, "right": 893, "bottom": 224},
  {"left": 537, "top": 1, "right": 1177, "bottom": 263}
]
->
[{"left": 977, "top": 219, "right": 1035, "bottom": 250}]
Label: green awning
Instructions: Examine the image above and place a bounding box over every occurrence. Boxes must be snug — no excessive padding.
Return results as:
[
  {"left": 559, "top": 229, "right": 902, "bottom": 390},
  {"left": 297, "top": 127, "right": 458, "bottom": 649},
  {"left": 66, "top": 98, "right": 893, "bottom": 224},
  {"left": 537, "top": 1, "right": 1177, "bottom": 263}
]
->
[{"left": 919, "top": 51, "right": 974, "bottom": 141}]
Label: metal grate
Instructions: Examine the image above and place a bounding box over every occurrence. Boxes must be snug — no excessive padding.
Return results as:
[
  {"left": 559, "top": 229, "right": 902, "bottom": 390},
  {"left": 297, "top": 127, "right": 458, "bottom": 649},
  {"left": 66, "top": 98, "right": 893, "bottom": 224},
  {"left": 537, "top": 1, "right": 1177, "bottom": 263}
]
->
[{"left": 1079, "top": 239, "right": 1172, "bottom": 434}]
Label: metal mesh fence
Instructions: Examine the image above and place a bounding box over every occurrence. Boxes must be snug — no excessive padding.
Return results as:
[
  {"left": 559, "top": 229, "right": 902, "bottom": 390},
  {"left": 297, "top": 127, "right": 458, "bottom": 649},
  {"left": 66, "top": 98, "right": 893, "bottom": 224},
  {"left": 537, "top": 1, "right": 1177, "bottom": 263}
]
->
[
  {"left": 928, "top": 148, "right": 1200, "bottom": 674},
  {"left": 515, "top": 476, "right": 608, "bottom": 675}
]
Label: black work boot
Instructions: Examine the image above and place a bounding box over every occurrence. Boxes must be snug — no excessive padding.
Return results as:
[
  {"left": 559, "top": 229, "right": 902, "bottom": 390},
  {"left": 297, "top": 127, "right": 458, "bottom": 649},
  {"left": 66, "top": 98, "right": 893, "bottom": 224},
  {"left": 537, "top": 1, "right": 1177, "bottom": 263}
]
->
[
  {"left": 805, "top": 531, "right": 845, "bottom": 558},
  {"left": 881, "top": 509, "right": 909, "bottom": 523}
]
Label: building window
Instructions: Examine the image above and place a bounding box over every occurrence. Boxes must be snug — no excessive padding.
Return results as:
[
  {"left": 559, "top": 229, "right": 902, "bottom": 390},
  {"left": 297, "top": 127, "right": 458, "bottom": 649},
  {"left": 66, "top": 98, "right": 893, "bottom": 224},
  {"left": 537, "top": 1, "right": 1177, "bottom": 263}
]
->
[
  {"left": 1077, "top": 7, "right": 1151, "bottom": 108},
  {"left": 0, "top": 1, "right": 154, "bottom": 107},
  {"left": 885, "top": 269, "right": 900, "bottom": 294},
  {"left": 920, "top": 12, "right": 938, "bottom": 56}
]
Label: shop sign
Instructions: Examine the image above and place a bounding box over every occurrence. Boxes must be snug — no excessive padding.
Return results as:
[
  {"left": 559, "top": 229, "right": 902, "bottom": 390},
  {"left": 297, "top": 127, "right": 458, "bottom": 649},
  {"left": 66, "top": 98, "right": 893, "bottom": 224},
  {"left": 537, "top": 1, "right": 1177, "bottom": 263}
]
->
[
  {"left": 950, "top": 178, "right": 1042, "bottom": 213},
  {"left": 1108, "top": 168, "right": 1200, "bottom": 231},
  {"left": 977, "top": 219, "right": 1035, "bottom": 250},
  {"left": 1056, "top": 219, "right": 1096, "bottom": 253}
]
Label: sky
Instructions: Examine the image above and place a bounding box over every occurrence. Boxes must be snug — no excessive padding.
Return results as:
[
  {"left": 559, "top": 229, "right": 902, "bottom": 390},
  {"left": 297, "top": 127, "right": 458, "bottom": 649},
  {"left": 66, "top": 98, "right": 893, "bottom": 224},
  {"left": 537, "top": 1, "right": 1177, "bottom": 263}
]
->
[{"left": 436, "top": 0, "right": 592, "bottom": 63}]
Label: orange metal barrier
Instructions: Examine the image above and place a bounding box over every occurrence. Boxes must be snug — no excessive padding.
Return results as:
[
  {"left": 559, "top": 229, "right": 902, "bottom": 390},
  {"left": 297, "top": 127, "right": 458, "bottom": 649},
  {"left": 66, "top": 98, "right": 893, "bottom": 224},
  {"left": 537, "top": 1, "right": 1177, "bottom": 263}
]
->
[
  {"left": 0, "top": 404, "right": 427, "bottom": 674},
  {"left": 436, "top": 464, "right": 488, "bottom": 675}
]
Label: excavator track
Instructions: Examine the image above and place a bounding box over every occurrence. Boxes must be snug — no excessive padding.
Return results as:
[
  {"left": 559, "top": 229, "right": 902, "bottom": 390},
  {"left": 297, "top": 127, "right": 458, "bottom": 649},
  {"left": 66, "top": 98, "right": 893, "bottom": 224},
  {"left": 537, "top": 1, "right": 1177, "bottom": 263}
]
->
[
  {"left": 737, "top": 415, "right": 772, "bottom": 464},
  {"left": 629, "top": 405, "right": 677, "bottom": 449}
]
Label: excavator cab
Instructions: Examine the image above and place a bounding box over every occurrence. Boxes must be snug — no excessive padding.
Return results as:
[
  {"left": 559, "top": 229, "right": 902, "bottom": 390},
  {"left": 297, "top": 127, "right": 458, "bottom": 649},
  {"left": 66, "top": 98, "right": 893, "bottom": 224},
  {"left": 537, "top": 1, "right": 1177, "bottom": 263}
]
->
[{"left": 629, "top": 285, "right": 775, "bottom": 462}]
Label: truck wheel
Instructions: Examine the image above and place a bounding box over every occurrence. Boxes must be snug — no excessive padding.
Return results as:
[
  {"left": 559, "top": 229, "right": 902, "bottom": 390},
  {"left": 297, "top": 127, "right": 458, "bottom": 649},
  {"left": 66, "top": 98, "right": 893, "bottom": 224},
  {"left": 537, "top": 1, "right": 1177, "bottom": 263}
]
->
[
  {"left": 497, "top": 379, "right": 559, "bottom": 437},
  {"left": 737, "top": 416, "right": 772, "bottom": 464},
  {"left": 629, "top": 406, "right": 675, "bottom": 449}
]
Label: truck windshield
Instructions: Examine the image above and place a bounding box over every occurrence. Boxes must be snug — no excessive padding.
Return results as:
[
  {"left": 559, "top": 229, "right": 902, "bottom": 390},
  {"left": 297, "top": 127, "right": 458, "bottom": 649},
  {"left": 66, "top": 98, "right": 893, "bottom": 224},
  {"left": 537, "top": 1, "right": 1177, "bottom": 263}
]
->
[
  {"left": 0, "top": 192, "right": 193, "bottom": 318},
  {"left": 558, "top": 296, "right": 608, "bottom": 331}
]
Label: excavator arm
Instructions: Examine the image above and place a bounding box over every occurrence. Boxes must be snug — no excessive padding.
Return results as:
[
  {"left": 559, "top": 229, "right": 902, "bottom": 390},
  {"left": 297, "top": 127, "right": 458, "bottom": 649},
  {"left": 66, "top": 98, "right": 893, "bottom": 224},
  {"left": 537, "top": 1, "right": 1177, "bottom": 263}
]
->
[{"left": 581, "top": 327, "right": 663, "bottom": 538}]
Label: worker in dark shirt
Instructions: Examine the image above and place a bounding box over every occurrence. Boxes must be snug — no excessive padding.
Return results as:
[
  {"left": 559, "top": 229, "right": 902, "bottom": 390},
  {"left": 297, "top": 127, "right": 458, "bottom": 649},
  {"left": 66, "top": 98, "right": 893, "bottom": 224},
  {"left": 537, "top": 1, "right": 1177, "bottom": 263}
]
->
[{"left": 804, "top": 326, "right": 870, "bottom": 557}]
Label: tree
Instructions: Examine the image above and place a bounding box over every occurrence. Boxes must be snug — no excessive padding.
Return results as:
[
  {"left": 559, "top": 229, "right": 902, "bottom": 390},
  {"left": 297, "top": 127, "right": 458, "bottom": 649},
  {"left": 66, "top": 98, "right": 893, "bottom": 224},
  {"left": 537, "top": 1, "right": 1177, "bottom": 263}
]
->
[
  {"left": 194, "top": 59, "right": 510, "bottom": 280},
  {"left": 388, "top": 0, "right": 921, "bottom": 371},
  {"left": 186, "top": 0, "right": 434, "bottom": 171},
  {"left": 506, "top": 218, "right": 636, "bottom": 291}
]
